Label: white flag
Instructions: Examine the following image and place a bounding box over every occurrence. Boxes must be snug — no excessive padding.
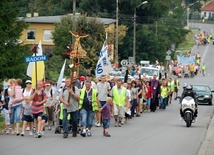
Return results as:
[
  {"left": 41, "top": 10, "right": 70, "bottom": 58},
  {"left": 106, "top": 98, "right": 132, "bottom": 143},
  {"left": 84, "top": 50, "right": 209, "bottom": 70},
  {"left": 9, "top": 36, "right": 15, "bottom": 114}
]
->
[
  {"left": 95, "top": 41, "right": 113, "bottom": 79},
  {"left": 57, "top": 59, "right": 66, "bottom": 91}
]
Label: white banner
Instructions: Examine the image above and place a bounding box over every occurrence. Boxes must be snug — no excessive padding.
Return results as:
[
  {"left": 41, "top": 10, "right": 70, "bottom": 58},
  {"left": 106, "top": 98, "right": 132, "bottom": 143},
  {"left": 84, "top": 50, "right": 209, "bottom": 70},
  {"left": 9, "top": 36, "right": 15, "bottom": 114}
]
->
[
  {"left": 95, "top": 41, "right": 113, "bottom": 79},
  {"left": 57, "top": 59, "right": 66, "bottom": 91}
]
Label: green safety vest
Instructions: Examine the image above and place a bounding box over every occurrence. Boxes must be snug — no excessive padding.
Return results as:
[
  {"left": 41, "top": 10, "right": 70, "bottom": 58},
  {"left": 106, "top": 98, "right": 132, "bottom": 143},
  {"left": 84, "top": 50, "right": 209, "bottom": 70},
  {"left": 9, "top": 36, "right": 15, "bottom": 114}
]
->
[
  {"left": 168, "top": 82, "right": 173, "bottom": 92},
  {"left": 79, "top": 88, "right": 98, "bottom": 111},
  {"left": 112, "top": 86, "right": 126, "bottom": 106},
  {"left": 202, "top": 65, "right": 206, "bottom": 70},
  {"left": 59, "top": 103, "right": 70, "bottom": 120},
  {"left": 196, "top": 59, "right": 200, "bottom": 64},
  {"left": 161, "top": 86, "right": 168, "bottom": 98},
  {"left": 172, "top": 80, "right": 180, "bottom": 90}
]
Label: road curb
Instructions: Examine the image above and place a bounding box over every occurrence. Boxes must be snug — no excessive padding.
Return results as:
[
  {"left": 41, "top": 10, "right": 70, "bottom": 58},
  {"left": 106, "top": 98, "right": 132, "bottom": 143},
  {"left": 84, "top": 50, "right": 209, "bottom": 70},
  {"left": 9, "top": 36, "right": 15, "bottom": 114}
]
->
[{"left": 198, "top": 108, "right": 214, "bottom": 155}]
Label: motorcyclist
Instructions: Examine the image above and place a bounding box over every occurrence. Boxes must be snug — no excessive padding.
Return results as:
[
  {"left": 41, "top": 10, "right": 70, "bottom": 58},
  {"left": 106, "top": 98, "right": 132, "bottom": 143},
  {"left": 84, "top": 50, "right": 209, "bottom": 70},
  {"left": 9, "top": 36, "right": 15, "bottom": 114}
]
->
[{"left": 180, "top": 84, "right": 198, "bottom": 120}]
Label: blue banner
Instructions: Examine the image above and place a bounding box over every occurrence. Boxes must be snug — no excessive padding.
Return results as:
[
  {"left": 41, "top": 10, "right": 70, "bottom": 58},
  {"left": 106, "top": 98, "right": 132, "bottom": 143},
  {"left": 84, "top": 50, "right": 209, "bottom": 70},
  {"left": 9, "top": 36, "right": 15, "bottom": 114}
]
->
[{"left": 177, "top": 55, "right": 196, "bottom": 64}]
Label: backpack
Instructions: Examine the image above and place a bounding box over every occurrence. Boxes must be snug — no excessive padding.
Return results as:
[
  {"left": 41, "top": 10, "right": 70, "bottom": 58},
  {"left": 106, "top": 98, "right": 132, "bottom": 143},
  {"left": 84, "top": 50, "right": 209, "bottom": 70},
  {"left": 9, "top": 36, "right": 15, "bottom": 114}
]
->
[{"left": 62, "top": 86, "right": 75, "bottom": 93}]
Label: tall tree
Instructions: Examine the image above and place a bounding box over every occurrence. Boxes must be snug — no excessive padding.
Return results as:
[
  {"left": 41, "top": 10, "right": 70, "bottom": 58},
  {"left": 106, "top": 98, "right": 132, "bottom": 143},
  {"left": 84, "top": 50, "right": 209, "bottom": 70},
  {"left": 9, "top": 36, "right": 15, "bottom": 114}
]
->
[
  {"left": 0, "top": 0, "right": 28, "bottom": 81},
  {"left": 52, "top": 15, "right": 106, "bottom": 75}
]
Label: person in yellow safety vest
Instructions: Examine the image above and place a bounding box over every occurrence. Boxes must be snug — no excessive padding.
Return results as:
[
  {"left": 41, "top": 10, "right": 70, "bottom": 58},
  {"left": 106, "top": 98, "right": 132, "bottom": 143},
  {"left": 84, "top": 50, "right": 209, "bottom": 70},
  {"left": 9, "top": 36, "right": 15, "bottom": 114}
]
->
[
  {"left": 167, "top": 78, "right": 173, "bottom": 104},
  {"left": 172, "top": 76, "right": 180, "bottom": 100},
  {"left": 59, "top": 78, "right": 80, "bottom": 138},
  {"left": 160, "top": 81, "right": 169, "bottom": 110},
  {"left": 201, "top": 63, "right": 206, "bottom": 76},
  {"left": 79, "top": 80, "right": 100, "bottom": 137},
  {"left": 110, "top": 78, "right": 129, "bottom": 127}
]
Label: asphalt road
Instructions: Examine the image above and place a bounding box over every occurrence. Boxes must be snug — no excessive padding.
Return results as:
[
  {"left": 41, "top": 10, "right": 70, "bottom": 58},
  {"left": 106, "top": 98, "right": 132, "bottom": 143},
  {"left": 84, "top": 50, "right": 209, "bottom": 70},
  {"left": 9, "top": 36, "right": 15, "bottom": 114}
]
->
[{"left": 0, "top": 23, "right": 214, "bottom": 155}]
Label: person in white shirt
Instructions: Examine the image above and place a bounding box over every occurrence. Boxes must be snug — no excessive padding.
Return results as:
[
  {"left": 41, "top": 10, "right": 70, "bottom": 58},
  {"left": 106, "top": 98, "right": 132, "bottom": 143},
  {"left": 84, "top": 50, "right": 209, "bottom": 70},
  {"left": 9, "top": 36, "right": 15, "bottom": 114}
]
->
[{"left": 96, "top": 75, "right": 111, "bottom": 127}]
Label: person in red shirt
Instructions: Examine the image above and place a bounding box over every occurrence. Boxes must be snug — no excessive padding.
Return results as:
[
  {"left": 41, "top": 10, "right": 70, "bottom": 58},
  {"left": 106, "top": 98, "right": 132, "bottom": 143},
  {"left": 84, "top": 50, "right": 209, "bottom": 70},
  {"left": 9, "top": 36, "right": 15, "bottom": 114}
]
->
[
  {"left": 145, "top": 81, "right": 152, "bottom": 112},
  {"left": 30, "top": 80, "right": 47, "bottom": 138}
]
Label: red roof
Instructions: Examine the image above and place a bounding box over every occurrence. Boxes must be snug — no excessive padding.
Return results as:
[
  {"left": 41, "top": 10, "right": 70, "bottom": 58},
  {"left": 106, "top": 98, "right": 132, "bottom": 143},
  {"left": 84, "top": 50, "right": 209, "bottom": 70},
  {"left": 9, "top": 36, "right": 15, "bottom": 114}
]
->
[{"left": 201, "top": 2, "right": 214, "bottom": 12}]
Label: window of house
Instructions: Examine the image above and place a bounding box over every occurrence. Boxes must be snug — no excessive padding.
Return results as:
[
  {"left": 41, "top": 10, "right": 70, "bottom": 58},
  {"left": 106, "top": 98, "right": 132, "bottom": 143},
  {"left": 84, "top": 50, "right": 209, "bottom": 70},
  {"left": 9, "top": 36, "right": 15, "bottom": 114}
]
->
[
  {"left": 27, "top": 29, "right": 36, "bottom": 40},
  {"left": 204, "top": 12, "right": 206, "bottom": 17},
  {"left": 43, "top": 30, "right": 52, "bottom": 42}
]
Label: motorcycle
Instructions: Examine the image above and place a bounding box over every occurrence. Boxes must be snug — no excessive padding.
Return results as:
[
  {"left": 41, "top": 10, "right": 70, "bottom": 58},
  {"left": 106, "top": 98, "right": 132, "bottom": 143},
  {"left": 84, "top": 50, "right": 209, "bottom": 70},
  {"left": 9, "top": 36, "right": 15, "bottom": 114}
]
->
[{"left": 179, "top": 96, "right": 197, "bottom": 127}]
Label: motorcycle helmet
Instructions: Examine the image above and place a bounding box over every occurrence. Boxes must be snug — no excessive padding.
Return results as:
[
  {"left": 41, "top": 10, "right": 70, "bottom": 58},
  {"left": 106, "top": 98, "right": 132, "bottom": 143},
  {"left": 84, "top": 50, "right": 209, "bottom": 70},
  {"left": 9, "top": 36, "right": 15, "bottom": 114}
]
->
[
  {"left": 183, "top": 83, "right": 188, "bottom": 90},
  {"left": 186, "top": 84, "right": 193, "bottom": 94}
]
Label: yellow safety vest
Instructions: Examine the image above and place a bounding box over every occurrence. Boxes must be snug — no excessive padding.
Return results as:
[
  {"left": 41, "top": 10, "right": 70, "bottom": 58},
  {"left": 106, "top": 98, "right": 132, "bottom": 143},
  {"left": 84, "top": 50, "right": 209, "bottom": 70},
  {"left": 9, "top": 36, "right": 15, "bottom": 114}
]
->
[
  {"left": 59, "top": 103, "right": 70, "bottom": 120},
  {"left": 202, "top": 65, "right": 206, "bottom": 70},
  {"left": 172, "top": 80, "right": 179, "bottom": 89},
  {"left": 112, "top": 86, "right": 126, "bottom": 106},
  {"left": 79, "top": 88, "right": 98, "bottom": 111},
  {"left": 168, "top": 82, "right": 173, "bottom": 92},
  {"left": 161, "top": 86, "right": 168, "bottom": 98}
]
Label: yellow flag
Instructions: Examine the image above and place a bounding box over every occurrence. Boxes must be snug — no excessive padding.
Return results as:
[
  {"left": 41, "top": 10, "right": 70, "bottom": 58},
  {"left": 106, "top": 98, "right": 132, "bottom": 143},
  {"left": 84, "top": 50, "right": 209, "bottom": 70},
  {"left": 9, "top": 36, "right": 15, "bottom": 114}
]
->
[{"left": 26, "top": 40, "right": 45, "bottom": 88}]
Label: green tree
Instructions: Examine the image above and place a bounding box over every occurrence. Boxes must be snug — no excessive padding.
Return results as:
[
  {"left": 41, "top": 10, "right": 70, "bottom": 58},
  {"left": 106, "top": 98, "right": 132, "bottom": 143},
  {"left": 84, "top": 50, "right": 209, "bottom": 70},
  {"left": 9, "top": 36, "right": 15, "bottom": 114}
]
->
[
  {"left": 52, "top": 15, "right": 106, "bottom": 76},
  {"left": 0, "top": 0, "right": 29, "bottom": 81}
]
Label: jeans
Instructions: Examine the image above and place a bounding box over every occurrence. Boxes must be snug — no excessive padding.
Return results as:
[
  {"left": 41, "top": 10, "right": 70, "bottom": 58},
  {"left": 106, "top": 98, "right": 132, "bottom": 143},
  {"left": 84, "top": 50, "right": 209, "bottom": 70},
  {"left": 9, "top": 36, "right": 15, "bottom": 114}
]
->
[
  {"left": 10, "top": 104, "right": 22, "bottom": 124},
  {"left": 160, "top": 97, "right": 167, "bottom": 110},
  {"left": 146, "top": 98, "right": 151, "bottom": 107},
  {"left": 63, "top": 109, "right": 78, "bottom": 134},
  {"left": 131, "top": 99, "right": 137, "bottom": 117},
  {"left": 80, "top": 109, "right": 95, "bottom": 129}
]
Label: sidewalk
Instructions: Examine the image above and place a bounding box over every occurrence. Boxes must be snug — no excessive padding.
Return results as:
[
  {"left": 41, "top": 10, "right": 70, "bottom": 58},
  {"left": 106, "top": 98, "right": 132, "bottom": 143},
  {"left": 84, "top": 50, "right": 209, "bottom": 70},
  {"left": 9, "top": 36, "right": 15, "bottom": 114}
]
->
[{"left": 198, "top": 109, "right": 214, "bottom": 155}]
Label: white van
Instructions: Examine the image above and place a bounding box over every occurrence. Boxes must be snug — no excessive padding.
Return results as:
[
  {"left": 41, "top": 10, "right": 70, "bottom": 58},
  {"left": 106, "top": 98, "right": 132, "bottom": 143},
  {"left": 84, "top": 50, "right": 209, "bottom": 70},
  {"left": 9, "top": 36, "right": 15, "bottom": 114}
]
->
[{"left": 140, "top": 66, "right": 161, "bottom": 80}]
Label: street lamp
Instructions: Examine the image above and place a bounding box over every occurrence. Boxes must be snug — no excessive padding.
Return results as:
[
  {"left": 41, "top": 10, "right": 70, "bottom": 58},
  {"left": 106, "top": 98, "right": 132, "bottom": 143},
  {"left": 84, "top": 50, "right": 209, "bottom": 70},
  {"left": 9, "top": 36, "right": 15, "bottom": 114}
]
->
[{"left": 133, "top": 1, "right": 148, "bottom": 65}]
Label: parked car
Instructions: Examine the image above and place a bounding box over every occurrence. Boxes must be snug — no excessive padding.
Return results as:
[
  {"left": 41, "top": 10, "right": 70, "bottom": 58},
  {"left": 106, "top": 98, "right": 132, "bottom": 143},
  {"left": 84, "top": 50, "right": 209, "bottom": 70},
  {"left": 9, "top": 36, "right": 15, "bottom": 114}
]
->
[{"left": 192, "top": 84, "right": 214, "bottom": 105}]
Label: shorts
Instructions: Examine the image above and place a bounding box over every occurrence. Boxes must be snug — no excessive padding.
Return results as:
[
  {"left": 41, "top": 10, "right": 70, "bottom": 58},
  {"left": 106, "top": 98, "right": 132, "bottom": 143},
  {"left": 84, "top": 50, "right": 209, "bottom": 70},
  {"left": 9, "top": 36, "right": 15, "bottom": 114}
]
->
[
  {"left": 42, "top": 115, "right": 48, "bottom": 122},
  {"left": 22, "top": 115, "right": 33, "bottom": 122},
  {"left": 174, "top": 87, "right": 178, "bottom": 93},
  {"left": 102, "top": 119, "right": 110, "bottom": 129},
  {"left": 113, "top": 104, "right": 125, "bottom": 118},
  {"left": 139, "top": 98, "right": 144, "bottom": 105},
  {"left": 100, "top": 101, "right": 106, "bottom": 107},
  {"left": 33, "top": 112, "right": 43, "bottom": 119},
  {"left": 3, "top": 108, "right": 10, "bottom": 125}
]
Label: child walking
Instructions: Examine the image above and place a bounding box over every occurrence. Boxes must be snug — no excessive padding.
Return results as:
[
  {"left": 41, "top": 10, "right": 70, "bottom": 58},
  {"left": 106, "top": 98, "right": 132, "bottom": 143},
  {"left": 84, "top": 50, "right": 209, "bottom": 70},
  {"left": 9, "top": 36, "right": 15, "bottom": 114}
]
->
[{"left": 100, "top": 97, "right": 113, "bottom": 137}]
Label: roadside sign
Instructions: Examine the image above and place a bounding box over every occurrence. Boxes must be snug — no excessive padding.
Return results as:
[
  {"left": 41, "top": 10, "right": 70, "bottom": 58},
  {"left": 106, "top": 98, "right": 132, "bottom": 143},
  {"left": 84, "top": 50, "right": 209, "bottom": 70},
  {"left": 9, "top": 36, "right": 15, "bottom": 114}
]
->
[
  {"left": 166, "top": 55, "right": 171, "bottom": 60},
  {"left": 166, "top": 50, "right": 172, "bottom": 55},
  {"left": 121, "top": 59, "right": 128, "bottom": 66},
  {"left": 25, "top": 55, "right": 47, "bottom": 63},
  {"left": 128, "top": 57, "right": 134, "bottom": 64}
]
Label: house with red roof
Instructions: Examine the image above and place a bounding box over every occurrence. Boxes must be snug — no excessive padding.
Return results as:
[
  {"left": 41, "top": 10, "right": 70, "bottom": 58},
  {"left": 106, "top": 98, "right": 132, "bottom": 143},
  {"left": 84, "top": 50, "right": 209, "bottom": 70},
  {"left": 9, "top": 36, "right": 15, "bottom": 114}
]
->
[{"left": 201, "top": 2, "right": 214, "bottom": 19}]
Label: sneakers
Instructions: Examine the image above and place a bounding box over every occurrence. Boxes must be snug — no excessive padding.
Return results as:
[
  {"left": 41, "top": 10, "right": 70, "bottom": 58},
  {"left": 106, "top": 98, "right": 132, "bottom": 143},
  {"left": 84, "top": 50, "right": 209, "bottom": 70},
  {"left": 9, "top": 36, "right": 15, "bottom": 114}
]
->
[
  {"left": 63, "top": 132, "right": 68, "bottom": 138},
  {"left": 104, "top": 132, "right": 111, "bottom": 137},
  {"left": 95, "top": 122, "right": 101, "bottom": 127},
  {"left": 80, "top": 131, "right": 86, "bottom": 137},
  {"left": 37, "top": 132, "right": 42, "bottom": 138},
  {"left": 16, "top": 132, "right": 20, "bottom": 136},
  {"left": 41, "top": 131, "right": 44, "bottom": 135},
  {"left": 6, "top": 130, "right": 9, "bottom": 134},
  {"left": 86, "top": 131, "right": 92, "bottom": 137},
  {"left": 21, "top": 132, "right": 24, "bottom": 136},
  {"left": 118, "top": 123, "right": 122, "bottom": 127},
  {"left": 29, "top": 131, "right": 33, "bottom": 136},
  {"left": 26, "top": 126, "right": 30, "bottom": 131},
  {"left": 114, "top": 122, "right": 118, "bottom": 127}
]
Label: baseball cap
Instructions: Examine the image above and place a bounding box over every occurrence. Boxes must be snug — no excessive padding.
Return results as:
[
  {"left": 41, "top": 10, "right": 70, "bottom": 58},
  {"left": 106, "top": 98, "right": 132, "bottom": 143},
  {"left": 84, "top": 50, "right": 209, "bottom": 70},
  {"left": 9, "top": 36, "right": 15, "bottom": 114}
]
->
[{"left": 25, "top": 80, "right": 32, "bottom": 84}]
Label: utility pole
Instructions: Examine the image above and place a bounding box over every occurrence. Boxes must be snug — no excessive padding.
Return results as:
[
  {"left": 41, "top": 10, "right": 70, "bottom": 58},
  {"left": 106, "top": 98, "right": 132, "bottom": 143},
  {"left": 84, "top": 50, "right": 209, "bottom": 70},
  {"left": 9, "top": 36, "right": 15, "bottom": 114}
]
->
[{"left": 115, "top": 0, "right": 119, "bottom": 67}]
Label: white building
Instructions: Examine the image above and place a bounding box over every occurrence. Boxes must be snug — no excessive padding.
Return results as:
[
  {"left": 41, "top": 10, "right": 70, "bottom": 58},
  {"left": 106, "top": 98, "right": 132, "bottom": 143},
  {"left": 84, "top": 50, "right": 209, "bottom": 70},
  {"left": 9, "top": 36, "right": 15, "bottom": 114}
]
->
[{"left": 201, "top": 2, "right": 214, "bottom": 19}]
